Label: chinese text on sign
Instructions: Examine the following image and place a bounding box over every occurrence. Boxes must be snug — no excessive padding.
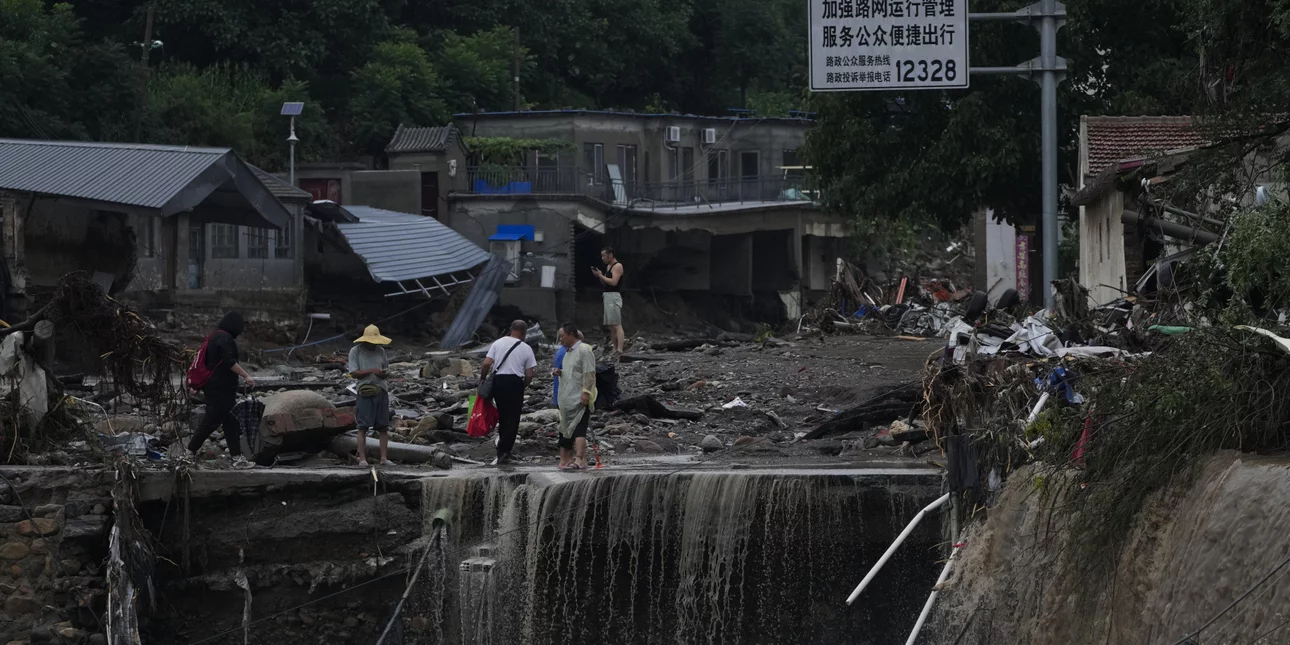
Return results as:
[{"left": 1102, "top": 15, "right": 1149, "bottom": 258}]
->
[{"left": 810, "top": 0, "right": 969, "bottom": 92}]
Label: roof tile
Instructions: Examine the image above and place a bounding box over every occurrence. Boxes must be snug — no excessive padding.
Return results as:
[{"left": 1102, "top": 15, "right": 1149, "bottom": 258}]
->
[
  {"left": 1084, "top": 116, "right": 1206, "bottom": 179},
  {"left": 385, "top": 125, "right": 459, "bottom": 154}
]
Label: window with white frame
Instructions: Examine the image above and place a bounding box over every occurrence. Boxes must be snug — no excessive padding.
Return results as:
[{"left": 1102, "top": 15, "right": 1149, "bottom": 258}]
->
[
  {"left": 247, "top": 228, "right": 270, "bottom": 259},
  {"left": 211, "top": 224, "right": 239, "bottom": 258}
]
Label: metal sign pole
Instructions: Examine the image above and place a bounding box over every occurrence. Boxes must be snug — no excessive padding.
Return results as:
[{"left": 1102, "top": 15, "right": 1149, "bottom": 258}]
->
[{"left": 968, "top": 1, "right": 1066, "bottom": 310}]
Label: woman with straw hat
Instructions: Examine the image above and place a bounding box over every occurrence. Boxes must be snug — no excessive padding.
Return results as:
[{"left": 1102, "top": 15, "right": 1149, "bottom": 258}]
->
[{"left": 348, "top": 324, "right": 392, "bottom": 466}]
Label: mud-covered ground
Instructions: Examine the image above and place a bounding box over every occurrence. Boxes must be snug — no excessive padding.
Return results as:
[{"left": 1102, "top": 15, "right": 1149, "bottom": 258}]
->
[{"left": 76, "top": 332, "right": 942, "bottom": 471}]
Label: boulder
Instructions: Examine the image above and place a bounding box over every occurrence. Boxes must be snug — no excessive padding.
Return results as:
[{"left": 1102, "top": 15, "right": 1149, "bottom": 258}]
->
[
  {"left": 251, "top": 391, "right": 355, "bottom": 466},
  {"left": 634, "top": 440, "right": 665, "bottom": 454},
  {"left": 0, "top": 542, "right": 30, "bottom": 559},
  {"left": 440, "top": 359, "right": 474, "bottom": 378},
  {"left": 700, "top": 435, "right": 724, "bottom": 453},
  {"left": 16, "top": 518, "right": 58, "bottom": 537}
]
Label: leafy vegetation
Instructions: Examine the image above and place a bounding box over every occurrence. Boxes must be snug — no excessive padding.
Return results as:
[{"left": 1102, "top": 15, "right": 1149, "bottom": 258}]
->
[
  {"left": 805, "top": 0, "right": 1288, "bottom": 237},
  {"left": 0, "top": 0, "right": 810, "bottom": 169}
]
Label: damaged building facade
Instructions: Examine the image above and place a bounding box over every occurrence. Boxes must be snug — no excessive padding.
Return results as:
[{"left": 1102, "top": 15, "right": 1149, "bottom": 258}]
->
[
  {"left": 292, "top": 113, "right": 842, "bottom": 326},
  {"left": 0, "top": 139, "right": 303, "bottom": 321},
  {"left": 1073, "top": 116, "right": 1208, "bottom": 306}
]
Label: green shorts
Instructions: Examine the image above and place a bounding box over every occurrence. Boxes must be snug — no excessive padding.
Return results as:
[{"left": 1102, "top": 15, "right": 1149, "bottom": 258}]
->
[{"left": 603, "top": 292, "right": 623, "bottom": 326}]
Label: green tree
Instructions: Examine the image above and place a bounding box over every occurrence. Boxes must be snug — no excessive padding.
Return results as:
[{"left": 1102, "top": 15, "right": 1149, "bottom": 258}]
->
[
  {"left": 432, "top": 26, "right": 531, "bottom": 113},
  {"left": 144, "top": 64, "right": 338, "bottom": 169},
  {"left": 804, "top": 0, "right": 1200, "bottom": 238},
  {"left": 348, "top": 31, "right": 448, "bottom": 156},
  {"left": 0, "top": 0, "right": 139, "bottom": 140}
]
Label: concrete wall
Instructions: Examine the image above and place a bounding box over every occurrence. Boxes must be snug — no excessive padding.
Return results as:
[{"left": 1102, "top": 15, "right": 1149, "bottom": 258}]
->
[
  {"left": 1079, "top": 190, "right": 1127, "bottom": 306},
  {"left": 447, "top": 197, "right": 601, "bottom": 322},
  {"left": 387, "top": 142, "right": 469, "bottom": 218},
  {"left": 350, "top": 170, "right": 421, "bottom": 215},
  {"left": 455, "top": 113, "right": 812, "bottom": 186},
  {"left": 804, "top": 235, "right": 840, "bottom": 291},
  {"left": 977, "top": 209, "right": 1019, "bottom": 302}
]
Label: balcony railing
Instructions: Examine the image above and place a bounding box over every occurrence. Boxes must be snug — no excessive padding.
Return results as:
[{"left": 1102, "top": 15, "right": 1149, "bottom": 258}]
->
[{"left": 456, "top": 166, "right": 818, "bottom": 210}]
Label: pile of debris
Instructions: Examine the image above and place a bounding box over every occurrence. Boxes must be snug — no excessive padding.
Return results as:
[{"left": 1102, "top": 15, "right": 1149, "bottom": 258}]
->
[{"left": 805, "top": 260, "right": 1014, "bottom": 339}]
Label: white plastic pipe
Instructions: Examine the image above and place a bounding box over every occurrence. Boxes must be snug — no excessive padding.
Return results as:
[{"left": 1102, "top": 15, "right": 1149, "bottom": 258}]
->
[
  {"left": 904, "top": 545, "right": 958, "bottom": 645},
  {"left": 845, "top": 492, "right": 951, "bottom": 605}
]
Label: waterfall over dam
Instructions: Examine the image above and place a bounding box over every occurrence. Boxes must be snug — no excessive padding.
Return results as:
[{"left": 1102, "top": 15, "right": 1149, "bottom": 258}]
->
[{"left": 411, "top": 469, "right": 943, "bottom": 645}]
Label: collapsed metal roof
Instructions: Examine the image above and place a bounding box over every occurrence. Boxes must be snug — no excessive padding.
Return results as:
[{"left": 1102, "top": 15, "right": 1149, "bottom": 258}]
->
[
  {"left": 0, "top": 139, "right": 291, "bottom": 229},
  {"left": 334, "top": 206, "right": 491, "bottom": 284}
]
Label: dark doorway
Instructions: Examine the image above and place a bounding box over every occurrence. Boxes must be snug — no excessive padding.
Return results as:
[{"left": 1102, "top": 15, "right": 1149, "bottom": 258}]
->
[
  {"left": 574, "top": 224, "right": 607, "bottom": 290},
  {"left": 421, "top": 172, "right": 440, "bottom": 218}
]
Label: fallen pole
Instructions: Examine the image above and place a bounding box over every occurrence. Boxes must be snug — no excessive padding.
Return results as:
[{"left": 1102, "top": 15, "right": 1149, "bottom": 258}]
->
[
  {"left": 845, "top": 492, "right": 951, "bottom": 605},
  {"left": 904, "top": 544, "right": 959, "bottom": 645}
]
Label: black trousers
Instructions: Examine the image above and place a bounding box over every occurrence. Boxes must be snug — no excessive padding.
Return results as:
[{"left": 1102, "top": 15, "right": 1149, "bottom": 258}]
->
[
  {"left": 189, "top": 388, "right": 242, "bottom": 457},
  {"left": 492, "top": 375, "right": 526, "bottom": 458}
]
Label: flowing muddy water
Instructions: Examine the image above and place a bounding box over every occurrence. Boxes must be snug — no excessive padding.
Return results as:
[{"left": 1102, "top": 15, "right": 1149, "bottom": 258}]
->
[{"left": 410, "top": 468, "right": 944, "bottom": 645}]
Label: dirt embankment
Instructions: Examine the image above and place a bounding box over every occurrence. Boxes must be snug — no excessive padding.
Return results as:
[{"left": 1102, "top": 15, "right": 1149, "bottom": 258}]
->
[{"left": 929, "top": 453, "right": 1290, "bottom": 645}]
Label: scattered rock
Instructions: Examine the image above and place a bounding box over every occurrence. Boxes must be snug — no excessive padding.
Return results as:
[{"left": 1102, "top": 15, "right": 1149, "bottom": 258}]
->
[
  {"left": 863, "top": 437, "right": 881, "bottom": 450},
  {"left": 3, "top": 594, "right": 39, "bottom": 615},
  {"left": 17, "top": 518, "right": 59, "bottom": 536},
  {"left": 440, "top": 359, "right": 474, "bottom": 378},
  {"left": 33, "top": 504, "right": 62, "bottom": 518},
  {"left": 0, "top": 542, "right": 30, "bottom": 559},
  {"left": 63, "top": 515, "right": 109, "bottom": 540},
  {"left": 521, "top": 409, "right": 562, "bottom": 424},
  {"left": 700, "top": 435, "right": 724, "bottom": 453},
  {"left": 634, "top": 440, "right": 664, "bottom": 454},
  {"left": 29, "top": 539, "right": 47, "bottom": 555},
  {"left": 414, "top": 416, "right": 439, "bottom": 434},
  {"left": 0, "top": 506, "right": 26, "bottom": 523},
  {"left": 733, "top": 436, "right": 758, "bottom": 448}
]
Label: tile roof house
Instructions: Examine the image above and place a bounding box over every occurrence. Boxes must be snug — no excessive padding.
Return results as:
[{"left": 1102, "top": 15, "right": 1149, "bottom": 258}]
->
[
  {"left": 385, "top": 125, "right": 461, "bottom": 155},
  {"left": 1075, "top": 116, "right": 1210, "bottom": 306},
  {"left": 1081, "top": 116, "right": 1205, "bottom": 180}
]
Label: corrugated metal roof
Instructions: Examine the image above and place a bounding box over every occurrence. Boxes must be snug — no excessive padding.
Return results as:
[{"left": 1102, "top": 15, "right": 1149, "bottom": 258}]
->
[
  {"left": 250, "top": 165, "right": 312, "bottom": 202},
  {"left": 385, "top": 124, "right": 459, "bottom": 154},
  {"left": 0, "top": 139, "right": 292, "bottom": 228},
  {"left": 0, "top": 139, "right": 229, "bottom": 209},
  {"left": 440, "top": 254, "right": 510, "bottom": 350},
  {"left": 335, "top": 206, "right": 491, "bottom": 283}
]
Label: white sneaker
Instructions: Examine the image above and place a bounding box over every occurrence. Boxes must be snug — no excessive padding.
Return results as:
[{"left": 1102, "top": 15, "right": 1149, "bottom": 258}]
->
[{"left": 232, "top": 456, "right": 254, "bottom": 469}]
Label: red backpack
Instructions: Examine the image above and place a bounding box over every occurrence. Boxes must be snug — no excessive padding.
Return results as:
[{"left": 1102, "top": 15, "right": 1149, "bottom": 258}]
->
[{"left": 186, "top": 332, "right": 223, "bottom": 390}]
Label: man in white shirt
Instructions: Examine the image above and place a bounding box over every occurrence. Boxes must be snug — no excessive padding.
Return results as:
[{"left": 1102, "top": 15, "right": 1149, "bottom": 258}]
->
[{"left": 480, "top": 320, "right": 538, "bottom": 465}]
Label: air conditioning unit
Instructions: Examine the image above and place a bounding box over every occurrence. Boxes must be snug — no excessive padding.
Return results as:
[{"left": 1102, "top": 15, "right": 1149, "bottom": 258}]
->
[
  {"left": 703, "top": 128, "right": 717, "bottom": 145},
  {"left": 665, "top": 126, "right": 682, "bottom": 143}
]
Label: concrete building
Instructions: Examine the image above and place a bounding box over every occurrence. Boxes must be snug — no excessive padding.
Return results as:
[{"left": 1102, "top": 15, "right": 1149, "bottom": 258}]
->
[
  {"left": 442, "top": 110, "right": 841, "bottom": 326},
  {"left": 1073, "top": 116, "right": 1206, "bottom": 305},
  {"left": 0, "top": 139, "right": 306, "bottom": 321}
]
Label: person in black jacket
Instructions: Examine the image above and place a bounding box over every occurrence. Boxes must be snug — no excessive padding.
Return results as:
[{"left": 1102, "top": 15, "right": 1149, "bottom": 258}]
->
[{"left": 188, "top": 311, "right": 256, "bottom": 466}]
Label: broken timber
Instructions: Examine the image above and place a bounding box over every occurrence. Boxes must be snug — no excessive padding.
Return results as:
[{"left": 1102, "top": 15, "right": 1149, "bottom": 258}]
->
[
  {"left": 613, "top": 395, "right": 704, "bottom": 421},
  {"left": 803, "top": 384, "right": 924, "bottom": 440}
]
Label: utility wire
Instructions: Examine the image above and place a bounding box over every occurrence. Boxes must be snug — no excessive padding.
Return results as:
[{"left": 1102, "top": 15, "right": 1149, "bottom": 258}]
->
[
  {"left": 1170, "top": 551, "right": 1290, "bottom": 645},
  {"left": 185, "top": 429, "right": 820, "bottom": 645}
]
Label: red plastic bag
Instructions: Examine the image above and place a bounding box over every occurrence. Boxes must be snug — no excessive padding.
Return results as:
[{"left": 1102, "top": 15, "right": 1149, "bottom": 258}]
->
[{"left": 467, "top": 394, "right": 499, "bottom": 438}]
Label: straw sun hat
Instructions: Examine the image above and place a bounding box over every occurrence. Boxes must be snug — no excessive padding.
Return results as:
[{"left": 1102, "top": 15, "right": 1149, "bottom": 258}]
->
[{"left": 354, "top": 324, "right": 392, "bottom": 345}]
